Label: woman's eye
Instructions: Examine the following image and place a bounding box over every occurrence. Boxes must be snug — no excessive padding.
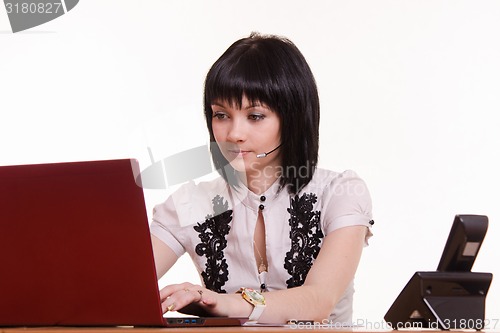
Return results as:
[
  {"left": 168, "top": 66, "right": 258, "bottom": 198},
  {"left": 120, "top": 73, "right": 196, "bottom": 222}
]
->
[
  {"left": 249, "top": 114, "right": 265, "bottom": 121},
  {"left": 213, "top": 112, "right": 228, "bottom": 120}
]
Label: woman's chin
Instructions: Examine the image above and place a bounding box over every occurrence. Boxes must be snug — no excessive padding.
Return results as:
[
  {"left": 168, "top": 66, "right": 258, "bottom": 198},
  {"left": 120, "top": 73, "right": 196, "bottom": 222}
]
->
[{"left": 228, "top": 161, "right": 250, "bottom": 174}]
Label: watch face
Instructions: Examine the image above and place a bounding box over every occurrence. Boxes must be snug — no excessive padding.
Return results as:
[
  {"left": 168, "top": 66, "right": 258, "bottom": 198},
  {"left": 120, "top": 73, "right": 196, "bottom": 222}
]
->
[{"left": 243, "top": 288, "right": 265, "bottom": 305}]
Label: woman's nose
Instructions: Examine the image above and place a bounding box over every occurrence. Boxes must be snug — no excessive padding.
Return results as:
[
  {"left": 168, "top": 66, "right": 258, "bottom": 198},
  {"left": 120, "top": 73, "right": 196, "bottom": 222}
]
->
[{"left": 226, "top": 119, "right": 246, "bottom": 142}]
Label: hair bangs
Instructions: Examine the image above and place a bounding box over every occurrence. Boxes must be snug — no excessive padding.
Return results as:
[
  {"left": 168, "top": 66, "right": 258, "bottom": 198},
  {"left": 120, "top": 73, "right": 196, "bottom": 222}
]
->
[{"left": 205, "top": 47, "right": 281, "bottom": 112}]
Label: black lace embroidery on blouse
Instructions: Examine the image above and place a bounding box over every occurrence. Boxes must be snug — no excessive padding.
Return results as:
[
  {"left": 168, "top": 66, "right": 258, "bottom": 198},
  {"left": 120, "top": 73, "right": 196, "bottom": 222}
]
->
[
  {"left": 284, "top": 192, "right": 324, "bottom": 288},
  {"left": 193, "top": 195, "right": 232, "bottom": 293}
]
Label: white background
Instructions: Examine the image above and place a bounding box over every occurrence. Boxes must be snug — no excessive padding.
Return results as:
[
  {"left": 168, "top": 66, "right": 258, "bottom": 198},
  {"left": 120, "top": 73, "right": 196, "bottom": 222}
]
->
[{"left": 1, "top": 0, "right": 499, "bottom": 326}]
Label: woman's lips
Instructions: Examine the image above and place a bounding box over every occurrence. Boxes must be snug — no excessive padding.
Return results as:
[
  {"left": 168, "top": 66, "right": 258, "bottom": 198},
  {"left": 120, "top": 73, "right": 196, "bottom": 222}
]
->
[{"left": 227, "top": 149, "right": 251, "bottom": 158}]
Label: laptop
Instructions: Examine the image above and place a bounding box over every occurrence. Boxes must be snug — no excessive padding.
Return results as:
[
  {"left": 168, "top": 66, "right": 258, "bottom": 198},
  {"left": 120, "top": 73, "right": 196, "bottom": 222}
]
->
[{"left": 0, "top": 159, "right": 246, "bottom": 327}]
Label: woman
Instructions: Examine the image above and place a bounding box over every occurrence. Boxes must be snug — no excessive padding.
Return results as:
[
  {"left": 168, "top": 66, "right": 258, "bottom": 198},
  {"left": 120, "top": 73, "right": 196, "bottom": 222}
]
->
[{"left": 150, "top": 32, "right": 373, "bottom": 325}]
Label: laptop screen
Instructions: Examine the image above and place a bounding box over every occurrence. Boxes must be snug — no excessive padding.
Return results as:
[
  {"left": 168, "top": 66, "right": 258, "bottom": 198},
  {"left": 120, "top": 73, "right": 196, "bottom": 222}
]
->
[{"left": 0, "top": 159, "right": 166, "bottom": 326}]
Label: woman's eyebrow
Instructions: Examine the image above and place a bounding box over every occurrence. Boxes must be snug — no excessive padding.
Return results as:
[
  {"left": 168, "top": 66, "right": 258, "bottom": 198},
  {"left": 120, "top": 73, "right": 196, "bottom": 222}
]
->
[
  {"left": 211, "top": 100, "right": 271, "bottom": 110},
  {"left": 211, "top": 102, "right": 226, "bottom": 108},
  {"left": 245, "top": 103, "right": 270, "bottom": 111}
]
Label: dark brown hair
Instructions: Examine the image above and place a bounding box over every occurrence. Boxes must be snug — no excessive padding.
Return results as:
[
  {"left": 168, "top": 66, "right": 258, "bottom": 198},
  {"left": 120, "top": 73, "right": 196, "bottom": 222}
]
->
[{"left": 204, "top": 33, "right": 320, "bottom": 194}]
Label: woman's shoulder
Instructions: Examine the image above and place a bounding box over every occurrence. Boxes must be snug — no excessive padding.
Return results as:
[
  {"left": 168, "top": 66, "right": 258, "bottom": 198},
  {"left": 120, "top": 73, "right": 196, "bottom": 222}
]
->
[
  {"left": 310, "top": 168, "right": 373, "bottom": 242},
  {"left": 304, "top": 168, "right": 371, "bottom": 207},
  {"left": 153, "top": 175, "right": 230, "bottom": 225},
  {"left": 171, "top": 175, "right": 232, "bottom": 209}
]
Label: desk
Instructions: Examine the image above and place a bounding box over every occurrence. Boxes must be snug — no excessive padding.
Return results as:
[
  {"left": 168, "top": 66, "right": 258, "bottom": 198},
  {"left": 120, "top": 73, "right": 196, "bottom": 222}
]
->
[{"left": 0, "top": 328, "right": 398, "bottom": 333}]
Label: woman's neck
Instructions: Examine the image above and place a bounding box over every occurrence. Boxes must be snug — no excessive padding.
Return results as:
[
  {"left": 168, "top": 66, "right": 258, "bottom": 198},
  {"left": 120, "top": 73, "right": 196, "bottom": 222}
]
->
[{"left": 238, "top": 167, "right": 281, "bottom": 195}]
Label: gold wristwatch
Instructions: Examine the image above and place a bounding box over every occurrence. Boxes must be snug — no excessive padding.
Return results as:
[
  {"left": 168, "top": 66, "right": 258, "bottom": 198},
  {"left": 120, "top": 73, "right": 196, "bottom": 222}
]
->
[{"left": 237, "top": 287, "right": 266, "bottom": 322}]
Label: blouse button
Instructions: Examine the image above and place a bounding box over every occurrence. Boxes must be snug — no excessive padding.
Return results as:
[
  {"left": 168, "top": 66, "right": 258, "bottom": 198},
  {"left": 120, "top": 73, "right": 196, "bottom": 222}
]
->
[
  {"left": 259, "top": 204, "right": 265, "bottom": 211},
  {"left": 260, "top": 195, "right": 266, "bottom": 202}
]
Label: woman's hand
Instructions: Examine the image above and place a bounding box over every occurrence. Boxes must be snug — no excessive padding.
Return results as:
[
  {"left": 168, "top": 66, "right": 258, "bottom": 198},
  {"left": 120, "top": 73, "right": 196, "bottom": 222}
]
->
[
  {"left": 160, "top": 282, "right": 216, "bottom": 316},
  {"left": 159, "top": 282, "right": 242, "bottom": 317}
]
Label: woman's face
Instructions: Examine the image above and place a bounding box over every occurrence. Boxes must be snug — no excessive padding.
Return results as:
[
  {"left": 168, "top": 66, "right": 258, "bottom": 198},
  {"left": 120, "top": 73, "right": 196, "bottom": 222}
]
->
[{"left": 211, "top": 95, "right": 282, "bottom": 180}]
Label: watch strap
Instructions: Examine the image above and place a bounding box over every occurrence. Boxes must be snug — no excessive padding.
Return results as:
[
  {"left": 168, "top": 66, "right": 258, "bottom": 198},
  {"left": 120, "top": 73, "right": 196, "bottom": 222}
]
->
[
  {"left": 248, "top": 303, "right": 265, "bottom": 322},
  {"left": 238, "top": 287, "right": 266, "bottom": 322}
]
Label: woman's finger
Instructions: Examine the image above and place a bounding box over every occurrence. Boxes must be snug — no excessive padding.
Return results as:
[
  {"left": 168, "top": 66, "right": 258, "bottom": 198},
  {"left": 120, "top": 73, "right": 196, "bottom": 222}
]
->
[
  {"left": 160, "top": 284, "right": 207, "bottom": 313},
  {"left": 159, "top": 282, "right": 196, "bottom": 301}
]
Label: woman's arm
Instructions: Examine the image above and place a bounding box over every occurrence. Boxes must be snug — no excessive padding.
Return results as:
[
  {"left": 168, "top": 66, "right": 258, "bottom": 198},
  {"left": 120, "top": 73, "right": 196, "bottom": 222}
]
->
[
  {"left": 151, "top": 234, "right": 178, "bottom": 278},
  {"left": 158, "top": 225, "right": 367, "bottom": 323},
  {"left": 258, "top": 225, "right": 367, "bottom": 322}
]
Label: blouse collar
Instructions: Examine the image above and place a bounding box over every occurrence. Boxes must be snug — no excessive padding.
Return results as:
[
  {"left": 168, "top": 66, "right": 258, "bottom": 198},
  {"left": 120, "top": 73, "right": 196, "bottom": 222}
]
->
[{"left": 229, "top": 177, "right": 283, "bottom": 212}]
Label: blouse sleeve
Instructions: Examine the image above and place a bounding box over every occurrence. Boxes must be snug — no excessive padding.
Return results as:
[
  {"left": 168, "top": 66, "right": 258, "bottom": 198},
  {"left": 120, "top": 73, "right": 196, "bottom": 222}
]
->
[
  {"left": 150, "top": 194, "right": 186, "bottom": 258},
  {"left": 322, "top": 170, "right": 373, "bottom": 244},
  {"left": 149, "top": 179, "right": 225, "bottom": 257},
  {"left": 149, "top": 180, "right": 204, "bottom": 258}
]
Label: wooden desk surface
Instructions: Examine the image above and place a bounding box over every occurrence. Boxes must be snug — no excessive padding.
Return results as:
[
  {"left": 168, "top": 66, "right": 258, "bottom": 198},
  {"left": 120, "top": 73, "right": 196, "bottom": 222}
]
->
[{"left": 0, "top": 327, "right": 398, "bottom": 333}]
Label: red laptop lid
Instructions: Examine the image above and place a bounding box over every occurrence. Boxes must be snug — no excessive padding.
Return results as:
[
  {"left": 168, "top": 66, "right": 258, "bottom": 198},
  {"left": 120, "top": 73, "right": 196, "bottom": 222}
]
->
[{"left": 0, "top": 159, "right": 165, "bottom": 326}]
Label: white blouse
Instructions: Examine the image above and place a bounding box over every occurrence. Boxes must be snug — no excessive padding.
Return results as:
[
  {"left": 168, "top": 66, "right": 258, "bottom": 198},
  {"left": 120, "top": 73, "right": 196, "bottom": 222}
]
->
[{"left": 150, "top": 168, "right": 373, "bottom": 324}]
